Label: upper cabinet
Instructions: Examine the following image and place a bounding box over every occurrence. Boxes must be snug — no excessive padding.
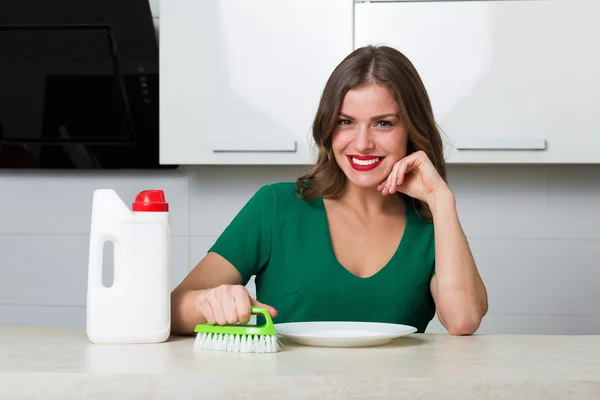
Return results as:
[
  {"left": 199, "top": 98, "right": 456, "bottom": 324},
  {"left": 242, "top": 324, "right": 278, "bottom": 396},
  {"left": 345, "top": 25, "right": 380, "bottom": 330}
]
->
[
  {"left": 159, "top": 0, "right": 353, "bottom": 165},
  {"left": 355, "top": 0, "right": 600, "bottom": 164},
  {"left": 161, "top": 0, "right": 600, "bottom": 165}
]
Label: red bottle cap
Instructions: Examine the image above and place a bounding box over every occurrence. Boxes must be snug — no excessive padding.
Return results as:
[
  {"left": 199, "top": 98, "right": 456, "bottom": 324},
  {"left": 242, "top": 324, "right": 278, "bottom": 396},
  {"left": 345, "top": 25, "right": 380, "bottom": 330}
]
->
[{"left": 132, "top": 190, "right": 169, "bottom": 212}]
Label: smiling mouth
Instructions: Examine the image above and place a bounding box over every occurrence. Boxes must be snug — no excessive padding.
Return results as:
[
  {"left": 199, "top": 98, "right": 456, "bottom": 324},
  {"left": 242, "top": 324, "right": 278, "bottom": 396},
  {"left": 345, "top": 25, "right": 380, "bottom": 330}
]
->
[{"left": 347, "top": 155, "right": 384, "bottom": 171}]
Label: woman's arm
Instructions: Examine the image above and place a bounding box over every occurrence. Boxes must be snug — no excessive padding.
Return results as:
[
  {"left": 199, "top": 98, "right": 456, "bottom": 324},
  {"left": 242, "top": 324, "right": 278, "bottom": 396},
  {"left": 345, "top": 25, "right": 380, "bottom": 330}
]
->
[
  {"left": 170, "top": 252, "right": 243, "bottom": 335},
  {"left": 171, "top": 252, "right": 278, "bottom": 336},
  {"left": 428, "top": 188, "right": 488, "bottom": 335},
  {"left": 171, "top": 184, "right": 277, "bottom": 335},
  {"left": 380, "top": 150, "right": 488, "bottom": 335}
]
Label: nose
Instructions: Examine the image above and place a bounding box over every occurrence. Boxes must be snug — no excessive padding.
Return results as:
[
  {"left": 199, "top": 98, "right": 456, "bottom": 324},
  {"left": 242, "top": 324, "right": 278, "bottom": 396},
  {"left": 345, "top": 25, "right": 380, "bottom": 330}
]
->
[{"left": 354, "top": 124, "right": 375, "bottom": 152}]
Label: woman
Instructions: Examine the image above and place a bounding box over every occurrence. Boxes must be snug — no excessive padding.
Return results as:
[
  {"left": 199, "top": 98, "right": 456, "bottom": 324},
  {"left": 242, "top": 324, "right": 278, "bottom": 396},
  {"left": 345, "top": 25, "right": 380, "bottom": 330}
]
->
[{"left": 171, "top": 45, "right": 488, "bottom": 336}]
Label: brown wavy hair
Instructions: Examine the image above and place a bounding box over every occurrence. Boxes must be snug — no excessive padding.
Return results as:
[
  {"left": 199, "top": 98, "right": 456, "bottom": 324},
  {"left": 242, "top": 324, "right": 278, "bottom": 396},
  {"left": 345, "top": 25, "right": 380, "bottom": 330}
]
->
[{"left": 296, "top": 45, "right": 447, "bottom": 221}]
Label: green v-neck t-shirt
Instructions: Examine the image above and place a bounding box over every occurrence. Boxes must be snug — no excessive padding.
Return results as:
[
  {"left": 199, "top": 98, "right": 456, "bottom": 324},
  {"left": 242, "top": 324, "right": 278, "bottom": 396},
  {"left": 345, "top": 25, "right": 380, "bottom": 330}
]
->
[{"left": 208, "top": 182, "right": 437, "bottom": 333}]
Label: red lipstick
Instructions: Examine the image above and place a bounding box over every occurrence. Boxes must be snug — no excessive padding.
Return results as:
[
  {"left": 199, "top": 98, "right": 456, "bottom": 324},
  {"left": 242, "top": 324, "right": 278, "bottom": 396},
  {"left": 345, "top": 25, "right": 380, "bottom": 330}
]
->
[{"left": 347, "top": 155, "right": 384, "bottom": 171}]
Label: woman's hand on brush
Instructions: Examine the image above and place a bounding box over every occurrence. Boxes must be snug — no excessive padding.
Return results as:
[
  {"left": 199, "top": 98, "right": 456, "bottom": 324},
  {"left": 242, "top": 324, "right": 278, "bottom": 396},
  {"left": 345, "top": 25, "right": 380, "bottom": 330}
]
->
[{"left": 195, "top": 284, "right": 278, "bottom": 325}]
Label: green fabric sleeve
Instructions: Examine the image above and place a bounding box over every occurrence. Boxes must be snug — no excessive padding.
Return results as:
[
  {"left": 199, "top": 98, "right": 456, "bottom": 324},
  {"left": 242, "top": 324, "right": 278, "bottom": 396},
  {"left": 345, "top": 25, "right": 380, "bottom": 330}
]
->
[{"left": 208, "top": 184, "right": 274, "bottom": 284}]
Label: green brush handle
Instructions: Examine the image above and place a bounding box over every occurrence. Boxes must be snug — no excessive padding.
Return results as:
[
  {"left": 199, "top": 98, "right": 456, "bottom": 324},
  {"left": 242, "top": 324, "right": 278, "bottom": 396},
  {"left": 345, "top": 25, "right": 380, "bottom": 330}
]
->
[{"left": 194, "top": 306, "right": 277, "bottom": 336}]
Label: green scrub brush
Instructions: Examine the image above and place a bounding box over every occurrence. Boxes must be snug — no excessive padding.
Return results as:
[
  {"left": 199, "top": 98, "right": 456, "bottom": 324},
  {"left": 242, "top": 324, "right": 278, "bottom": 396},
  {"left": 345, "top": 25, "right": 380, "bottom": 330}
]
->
[{"left": 193, "top": 306, "right": 281, "bottom": 353}]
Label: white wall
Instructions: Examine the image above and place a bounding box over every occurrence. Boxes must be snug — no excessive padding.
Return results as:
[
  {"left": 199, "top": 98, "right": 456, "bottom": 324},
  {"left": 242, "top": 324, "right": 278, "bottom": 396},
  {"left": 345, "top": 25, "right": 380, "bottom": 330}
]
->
[{"left": 1, "top": 2, "right": 599, "bottom": 334}]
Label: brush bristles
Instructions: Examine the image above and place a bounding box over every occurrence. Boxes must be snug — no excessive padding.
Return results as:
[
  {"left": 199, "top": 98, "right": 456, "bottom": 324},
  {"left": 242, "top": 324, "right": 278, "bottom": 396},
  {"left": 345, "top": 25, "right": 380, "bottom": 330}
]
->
[{"left": 194, "top": 333, "right": 281, "bottom": 353}]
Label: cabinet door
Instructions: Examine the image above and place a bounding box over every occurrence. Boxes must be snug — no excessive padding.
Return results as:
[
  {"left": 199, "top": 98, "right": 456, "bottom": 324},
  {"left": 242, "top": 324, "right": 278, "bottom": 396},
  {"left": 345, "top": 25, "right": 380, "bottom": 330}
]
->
[
  {"left": 355, "top": 0, "right": 600, "bottom": 164},
  {"left": 160, "top": 0, "right": 353, "bottom": 165}
]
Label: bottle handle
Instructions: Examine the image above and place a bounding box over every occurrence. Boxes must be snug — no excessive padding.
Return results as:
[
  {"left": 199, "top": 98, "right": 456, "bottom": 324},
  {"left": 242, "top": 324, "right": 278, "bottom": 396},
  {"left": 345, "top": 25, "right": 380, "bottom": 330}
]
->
[{"left": 88, "top": 229, "right": 118, "bottom": 293}]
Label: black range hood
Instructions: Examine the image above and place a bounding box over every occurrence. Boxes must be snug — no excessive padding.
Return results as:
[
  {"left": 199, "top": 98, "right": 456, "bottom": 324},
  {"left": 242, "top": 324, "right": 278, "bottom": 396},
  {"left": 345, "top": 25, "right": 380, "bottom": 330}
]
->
[{"left": 0, "top": 0, "right": 176, "bottom": 169}]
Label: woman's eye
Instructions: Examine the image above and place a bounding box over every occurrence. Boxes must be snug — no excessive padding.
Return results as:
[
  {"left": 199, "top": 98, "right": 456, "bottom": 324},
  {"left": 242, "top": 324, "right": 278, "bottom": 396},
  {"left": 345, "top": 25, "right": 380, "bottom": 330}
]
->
[
  {"left": 338, "top": 119, "right": 352, "bottom": 125},
  {"left": 376, "top": 120, "right": 394, "bottom": 127}
]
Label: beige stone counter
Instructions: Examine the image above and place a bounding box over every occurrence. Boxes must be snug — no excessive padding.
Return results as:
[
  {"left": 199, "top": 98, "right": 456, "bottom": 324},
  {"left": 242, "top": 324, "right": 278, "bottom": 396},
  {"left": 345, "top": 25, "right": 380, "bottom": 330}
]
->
[{"left": 1, "top": 326, "right": 599, "bottom": 399}]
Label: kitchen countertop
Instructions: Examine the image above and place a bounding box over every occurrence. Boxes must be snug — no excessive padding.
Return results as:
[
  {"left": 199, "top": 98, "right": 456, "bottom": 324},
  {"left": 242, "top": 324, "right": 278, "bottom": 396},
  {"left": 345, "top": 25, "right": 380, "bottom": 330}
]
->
[{"left": 1, "top": 326, "right": 599, "bottom": 399}]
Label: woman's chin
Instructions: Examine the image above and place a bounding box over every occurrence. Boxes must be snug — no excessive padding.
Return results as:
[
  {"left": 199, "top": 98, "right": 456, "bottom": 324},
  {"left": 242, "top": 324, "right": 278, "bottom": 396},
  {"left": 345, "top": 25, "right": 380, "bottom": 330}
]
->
[{"left": 345, "top": 174, "right": 385, "bottom": 189}]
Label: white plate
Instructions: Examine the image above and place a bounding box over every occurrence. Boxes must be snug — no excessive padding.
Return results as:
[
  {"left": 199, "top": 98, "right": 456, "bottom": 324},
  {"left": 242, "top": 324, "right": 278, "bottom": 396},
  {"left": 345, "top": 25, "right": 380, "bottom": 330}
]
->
[{"left": 273, "top": 321, "right": 417, "bottom": 347}]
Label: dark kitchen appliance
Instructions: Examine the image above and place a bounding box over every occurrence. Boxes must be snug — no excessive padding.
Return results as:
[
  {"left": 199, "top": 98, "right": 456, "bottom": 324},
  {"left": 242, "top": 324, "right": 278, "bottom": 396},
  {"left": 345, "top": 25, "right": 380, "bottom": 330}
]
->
[{"left": 0, "top": 0, "right": 176, "bottom": 169}]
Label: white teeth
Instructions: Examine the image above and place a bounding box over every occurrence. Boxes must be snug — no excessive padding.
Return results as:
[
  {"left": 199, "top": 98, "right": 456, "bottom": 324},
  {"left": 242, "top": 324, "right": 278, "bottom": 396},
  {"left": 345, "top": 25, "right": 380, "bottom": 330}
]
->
[{"left": 351, "top": 157, "right": 380, "bottom": 166}]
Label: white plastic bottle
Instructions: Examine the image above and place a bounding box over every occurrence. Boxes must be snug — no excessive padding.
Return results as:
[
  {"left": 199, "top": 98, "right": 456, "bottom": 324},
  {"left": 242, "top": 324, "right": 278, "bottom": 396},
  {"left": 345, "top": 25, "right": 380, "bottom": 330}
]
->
[{"left": 86, "top": 189, "right": 171, "bottom": 344}]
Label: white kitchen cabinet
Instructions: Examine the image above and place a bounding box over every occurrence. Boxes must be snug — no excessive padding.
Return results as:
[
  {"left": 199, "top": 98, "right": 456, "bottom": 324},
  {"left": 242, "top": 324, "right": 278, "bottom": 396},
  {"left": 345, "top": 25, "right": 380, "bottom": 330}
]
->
[
  {"left": 355, "top": 0, "right": 600, "bottom": 164},
  {"left": 160, "top": 0, "right": 353, "bottom": 165}
]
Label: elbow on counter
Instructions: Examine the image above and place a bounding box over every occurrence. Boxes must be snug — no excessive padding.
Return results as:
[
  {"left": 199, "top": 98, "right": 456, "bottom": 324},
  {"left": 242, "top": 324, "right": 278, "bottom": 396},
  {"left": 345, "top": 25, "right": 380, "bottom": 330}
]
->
[
  {"left": 445, "top": 309, "right": 486, "bottom": 336},
  {"left": 445, "top": 297, "right": 489, "bottom": 336},
  {"left": 447, "top": 318, "right": 482, "bottom": 336}
]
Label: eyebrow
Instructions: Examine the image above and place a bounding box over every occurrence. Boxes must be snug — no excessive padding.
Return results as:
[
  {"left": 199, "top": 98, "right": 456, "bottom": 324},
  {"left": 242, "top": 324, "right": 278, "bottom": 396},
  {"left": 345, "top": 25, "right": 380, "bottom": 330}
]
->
[{"left": 338, "top": 112, "right": 398, "bottom": 120}]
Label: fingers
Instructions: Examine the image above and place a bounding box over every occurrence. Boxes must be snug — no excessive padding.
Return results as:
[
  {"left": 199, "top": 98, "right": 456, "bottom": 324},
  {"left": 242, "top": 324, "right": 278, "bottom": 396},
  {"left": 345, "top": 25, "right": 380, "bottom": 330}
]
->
[
  {"left": 378, "top": 161, "right": 404, "bottom": 195},
  {"left": 219, "top": 285, "right": 240, "bottom": 325},
  {"left": 378, "top": 153, "right": 424, "bottom": 196},
  {"left": 384, "top": 164, "right": 397, "bottom": 195},
  {"left": 377, "top": 163, "right": 395, "bottom": 195},
  {"left": 196, "top": 291, "right": 218, "bottom": 325},
  {"left": 389, "top": 161, "right": 407, "bottom": 194},
  {"left": 250, "top": 297, "right": 279, "bottom": 318},
  {"left": 233, "top": 286, "right": 252, "bottom": 324},
  {"left": 196, "top": 284, "right": 277, "bottom": 326},
  {"left": 208, "top": 288, "right": 228, "bottom": 325},
  {"left": 395, "top": 161, "right": 409, "bottom": 189},
  {"left": 195, "top": 285, "right": 235, "bottom": 325}
]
